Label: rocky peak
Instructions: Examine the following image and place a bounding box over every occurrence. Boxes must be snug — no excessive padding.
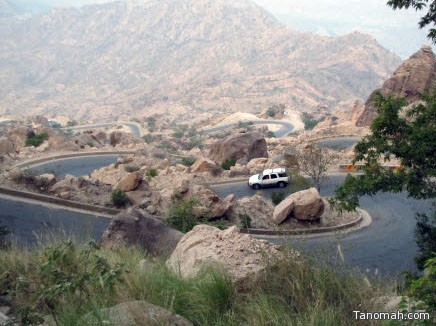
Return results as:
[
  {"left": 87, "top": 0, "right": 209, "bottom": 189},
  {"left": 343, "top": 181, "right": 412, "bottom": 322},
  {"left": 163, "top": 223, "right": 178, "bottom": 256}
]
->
[{"left": 357, "top": 45, "right": 436, "bottom": 126}]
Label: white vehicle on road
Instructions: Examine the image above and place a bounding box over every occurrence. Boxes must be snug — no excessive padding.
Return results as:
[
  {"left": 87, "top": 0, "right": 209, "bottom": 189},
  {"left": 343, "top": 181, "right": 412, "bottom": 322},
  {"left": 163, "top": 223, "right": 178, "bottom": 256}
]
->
[{"left": 248, "top": 168, "right": 290, "bottom": 190}]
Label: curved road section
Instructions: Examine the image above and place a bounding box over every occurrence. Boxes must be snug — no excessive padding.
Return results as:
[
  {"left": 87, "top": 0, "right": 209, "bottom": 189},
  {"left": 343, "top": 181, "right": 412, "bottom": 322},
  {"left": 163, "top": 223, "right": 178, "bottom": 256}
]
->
[
  {"left": 62, "top": 122, "right": 143, "bottom": 137},
  {"left": 202, "top": 120, "right": 294, "bottom": 138},
  {"left": 210, "top": 175, "right": 433, "bottom": 276}
]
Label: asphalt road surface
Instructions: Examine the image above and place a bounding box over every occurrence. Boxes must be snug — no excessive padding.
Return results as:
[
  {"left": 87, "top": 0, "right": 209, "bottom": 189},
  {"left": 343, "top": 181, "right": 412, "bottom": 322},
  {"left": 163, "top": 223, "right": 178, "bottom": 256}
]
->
[
  {"left": 24, "top": 154, "right": 120, "bottom": 178},
  {"left": 0, "top": 196, "right": 110, "bottom": 246},
  {"left": 63, "top": 122, "right": 142, "bottom": 137},
  {"left": 316, "top": 137, "right": 361, "bottom": 150},
  {"left": 211, "top": 175, "right": 433, "bottom": 276},
  {"left": 202, "top": 120, "right": 294, "bottom": 138}
]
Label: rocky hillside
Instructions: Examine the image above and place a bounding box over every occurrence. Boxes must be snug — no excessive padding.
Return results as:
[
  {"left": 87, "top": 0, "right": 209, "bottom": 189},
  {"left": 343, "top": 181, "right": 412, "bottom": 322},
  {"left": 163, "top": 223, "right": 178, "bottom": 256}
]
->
[
  {"left": 0, "top": 0, "right": 401, "bottom": 121},
  {"left": 357, "top": 45, "right": 436, "bottom": 126}
]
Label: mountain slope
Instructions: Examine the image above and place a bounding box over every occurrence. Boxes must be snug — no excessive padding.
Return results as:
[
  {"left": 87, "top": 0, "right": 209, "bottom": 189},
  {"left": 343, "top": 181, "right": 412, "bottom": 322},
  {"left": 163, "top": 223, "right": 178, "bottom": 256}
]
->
[
  {"left": 357, "top": 45, "right": 436, "bottom": 126},
  {"left": 0, "top": 0, "right": 401, "bottom": 121}
]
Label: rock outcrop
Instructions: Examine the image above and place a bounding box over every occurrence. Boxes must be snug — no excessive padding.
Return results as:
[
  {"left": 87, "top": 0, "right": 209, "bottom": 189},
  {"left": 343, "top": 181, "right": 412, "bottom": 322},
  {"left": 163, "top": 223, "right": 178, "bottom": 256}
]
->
[
  {"left": 208, "top": 132, "right": 268, "bottom": 164},
  {"left": 81, "top": 301, "right": 193, "bottom": 326},
  {"left": 166, "top": 225, "right": 290, "bottom": 285},
  {"left": 100, "top": 209, "right": 183, "bottom": 257},
  {"left": 189, "top": 185, "right": 233, "bottom": 219},
  {"left": 357, "top": 45, "right": 436, "bottom": 126}
]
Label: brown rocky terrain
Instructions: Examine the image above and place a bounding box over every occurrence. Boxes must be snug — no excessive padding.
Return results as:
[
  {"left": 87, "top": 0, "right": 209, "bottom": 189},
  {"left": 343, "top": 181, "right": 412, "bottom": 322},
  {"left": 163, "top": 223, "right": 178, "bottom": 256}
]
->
[
  {"left": 357, "top": 45, "right": 436, "bottom": 126},
  {"left": 0, "top": 0, "right": 400, "bottom": 122}
]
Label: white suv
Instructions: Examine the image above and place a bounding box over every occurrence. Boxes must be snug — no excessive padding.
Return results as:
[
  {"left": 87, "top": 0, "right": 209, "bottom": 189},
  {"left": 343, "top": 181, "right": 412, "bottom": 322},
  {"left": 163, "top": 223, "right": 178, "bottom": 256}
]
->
[{"left": 248, "top": 168, "right": 289, "bottom": 190}]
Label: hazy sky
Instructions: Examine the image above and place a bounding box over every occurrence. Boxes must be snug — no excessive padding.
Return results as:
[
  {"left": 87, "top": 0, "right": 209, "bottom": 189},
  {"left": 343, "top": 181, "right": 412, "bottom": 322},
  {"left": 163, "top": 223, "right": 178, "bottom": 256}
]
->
[{"left": 15, "top": 0, "right": 432, "bottom": 58}]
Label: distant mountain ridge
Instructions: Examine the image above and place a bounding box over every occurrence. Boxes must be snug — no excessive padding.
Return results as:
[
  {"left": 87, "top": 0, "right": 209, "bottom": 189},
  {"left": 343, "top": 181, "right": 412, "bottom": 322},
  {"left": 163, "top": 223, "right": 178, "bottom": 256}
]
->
[{"left": 0, "top": 0, "right": 401, "bottom": 121}]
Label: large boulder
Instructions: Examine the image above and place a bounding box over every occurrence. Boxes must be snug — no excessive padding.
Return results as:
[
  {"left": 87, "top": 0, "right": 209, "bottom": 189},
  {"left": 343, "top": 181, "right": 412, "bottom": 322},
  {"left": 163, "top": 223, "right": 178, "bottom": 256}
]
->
[
  {"left": 166, "top": 225, "right": 290, "bottom": 285},
  {"left": 187, "top": 185, "right": 232, "bottom": 219},
  {"left": 272, "top": 196, "right": 295, "bottom": 224},
  {"left": 288, "top": 188, "right": 324, "bottom": 221},
  {"left": 190, "top": 157, "right": 218, "bottom": 173},
  {"left": 90, "top": 164, "right": 127, "bottom": 186},
  {"left": 116, "top": 171, "right": 142, "bottom": 192},
  {"left": 50, "top": 174, "right": 78, "bottom": 194},
  {"left": 231, "top": 194, "right": 275, "bottom": 229},
  {"left": 100, "top": 209, "right": 183, "bottom": 257},
  {"left": 208, "top": 132, "right": 268, "bottom": 164},
  {"left": 81, "top": 301, "right": 193, "bottom": 326},
  {"left": 357, "top": 45, "right": 436, "bottom": 126}
]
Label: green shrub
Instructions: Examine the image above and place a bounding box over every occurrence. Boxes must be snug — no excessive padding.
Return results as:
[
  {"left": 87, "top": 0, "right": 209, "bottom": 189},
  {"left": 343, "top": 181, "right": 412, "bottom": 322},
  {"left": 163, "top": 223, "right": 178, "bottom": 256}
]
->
[
  {"left": 302, "top": 112, "right": 324, "bottom": 130},
  {"left": 267, "top": 131, "right": 276, "bottom": 138},
  {"left": 271, "top": 190, "right": 286, "bottom": 205},
  {"left": 25, "top": 132, "right": 49, "bottom": 147},
  {"left": 146, "top": 168, "right": 158, "bottom": 178},
  {"left": 181, "top": 156, "right": 196, "bottom": 167},
  {"left": 238, "top": 214, "right": 252, "bottom": 229},
  {"left": 166, "top": 198, "right": 198, "bottom": 233},
  {"left": 221, "top": 159, "right": 236, "bottom": 170},
  {"left": 142, "top": 134, "right": 154, "bottom": 144},
  {"left": 410, "top": 256, "right": 436, "bottom": 312},
  {"left": 111, "top": 189, "right": 128, "bottom": 208},
  {"left": 3, "top": 240, "right": 125, "bottom": 325}
]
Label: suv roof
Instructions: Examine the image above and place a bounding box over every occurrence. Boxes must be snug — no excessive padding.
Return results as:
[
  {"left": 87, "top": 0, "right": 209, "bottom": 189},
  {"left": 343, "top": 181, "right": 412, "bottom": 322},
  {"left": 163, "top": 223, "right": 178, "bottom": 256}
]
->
[{"left": 262, "top": 168, "right": 286, "bottom": 175}]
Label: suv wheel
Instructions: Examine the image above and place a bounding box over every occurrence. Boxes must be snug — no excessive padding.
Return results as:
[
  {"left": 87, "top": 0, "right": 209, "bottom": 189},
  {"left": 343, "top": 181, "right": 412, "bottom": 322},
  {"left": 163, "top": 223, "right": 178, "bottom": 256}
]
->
[
  {"left": 252, "top": 184, "right": 260, "bottom": 190},
  {"left": 278, "top": 182, "right": 286, "bottom": 188}
]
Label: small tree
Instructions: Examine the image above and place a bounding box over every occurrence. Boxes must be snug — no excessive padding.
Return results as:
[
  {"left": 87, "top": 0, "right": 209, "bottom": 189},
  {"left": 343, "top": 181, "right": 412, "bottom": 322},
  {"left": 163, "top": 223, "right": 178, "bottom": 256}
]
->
[{"left": 297, "top": 143, "right": 336, "bottom": 192}]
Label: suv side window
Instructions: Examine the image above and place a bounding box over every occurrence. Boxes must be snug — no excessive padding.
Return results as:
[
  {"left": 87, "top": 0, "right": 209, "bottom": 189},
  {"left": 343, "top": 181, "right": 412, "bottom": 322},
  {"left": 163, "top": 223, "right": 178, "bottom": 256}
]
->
[
  {"left": 262, "top": 175, "right": 270, "bottom": 180},
  {"left": 271, "top": 174, "right": 278, "bottom": 179},
  {"left": 278, "top": 173, "right": 287, "bottom": 177}
]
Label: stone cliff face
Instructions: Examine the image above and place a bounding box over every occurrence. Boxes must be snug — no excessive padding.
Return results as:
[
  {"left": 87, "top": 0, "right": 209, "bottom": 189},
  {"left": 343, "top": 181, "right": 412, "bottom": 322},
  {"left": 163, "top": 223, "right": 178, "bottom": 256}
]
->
[
  {"left": 356, "top": 45, "right": 436, "bottom": 126},
  {"left": 0, "top": 0, "right": 401, "bottom": 120}
]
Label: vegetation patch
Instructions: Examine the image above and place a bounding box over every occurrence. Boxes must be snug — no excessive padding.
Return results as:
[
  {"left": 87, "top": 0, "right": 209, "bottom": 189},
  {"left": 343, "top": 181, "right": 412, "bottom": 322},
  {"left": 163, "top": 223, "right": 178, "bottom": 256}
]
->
[{"left": 25, "top": 132, "right": 49, "bottom": 147}]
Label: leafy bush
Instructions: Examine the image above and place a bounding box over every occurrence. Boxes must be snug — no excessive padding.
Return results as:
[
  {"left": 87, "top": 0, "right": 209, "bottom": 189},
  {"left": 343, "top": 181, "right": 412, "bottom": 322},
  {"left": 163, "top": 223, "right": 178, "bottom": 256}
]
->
[
  {"left": 271, "top": 190, "right": 286, "bottom": 205},
  {"left": 267, "top": 131, "right": 276, "bottom": 138},
  {"left": 146, "top": 168, "right": 158, "bottom": 178},
  {"left": 414, "top": 212, "right": 436, "bottom": 270},
  {"left": 166, "top": 198, "right": 198, "bottom": 233},
  {"left": 25, "top": 132, "right": 49, "bottom": 147},
  {"left": 142, "top": 134, "right": 154, "bottom": 144},
  {"left": 111, "top": 189, "right": 128, "bottom": 208},
  {"left": 181, "top": 157, "right": 196, "bottom": 167},
  {"left": 221, "top": 159, "right": 236, "bottom": 170},
  {"left": 410, "top": 256, "right": 436, "bottom": 312},
  {"left": 3, "top": 240, "right": 125, "bottom": 325}
]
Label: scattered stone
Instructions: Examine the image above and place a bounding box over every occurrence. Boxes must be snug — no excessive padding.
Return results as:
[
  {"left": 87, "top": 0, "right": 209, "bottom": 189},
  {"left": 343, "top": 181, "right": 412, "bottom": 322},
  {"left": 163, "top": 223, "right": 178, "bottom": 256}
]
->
[
  {"left": 100, "top": 209, "right": 183, "bottom": 257},
  {"left": 116, "top": 171, "right": 143, "bottom": 192},
  {"left": 35, "top": 173, "right": 57, "bottom": 187},
  {"left": 232, "top": 194, "right": 275, "bottom": 228},
  {"left": 188, "top": 185, "right": 232, "bottom": 219},
  {"left": 59, "top": 191, "right": 71, "bottom": 200},
  {"left": 190, "top": 157, "right": 218, "bottom": 173},
  {"left": 81, "top": 301, "right": 193, "bottom": 326}
]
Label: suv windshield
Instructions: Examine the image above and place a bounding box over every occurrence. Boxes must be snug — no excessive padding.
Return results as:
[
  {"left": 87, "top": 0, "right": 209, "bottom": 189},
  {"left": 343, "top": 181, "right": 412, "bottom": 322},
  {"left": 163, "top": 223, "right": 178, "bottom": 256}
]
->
[{"left": 258, "top": 173, "right": 263, "bottom": 180}]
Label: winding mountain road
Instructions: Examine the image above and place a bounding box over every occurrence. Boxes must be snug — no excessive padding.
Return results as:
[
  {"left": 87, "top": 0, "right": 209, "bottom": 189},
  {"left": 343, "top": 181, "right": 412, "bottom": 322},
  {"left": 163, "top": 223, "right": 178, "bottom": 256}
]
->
[
  {"left": 0, "top": 120, "right": 429, "bottom": 276},
  {"left": 62, "top": 122, "right": 143, "bottom": 137}
]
